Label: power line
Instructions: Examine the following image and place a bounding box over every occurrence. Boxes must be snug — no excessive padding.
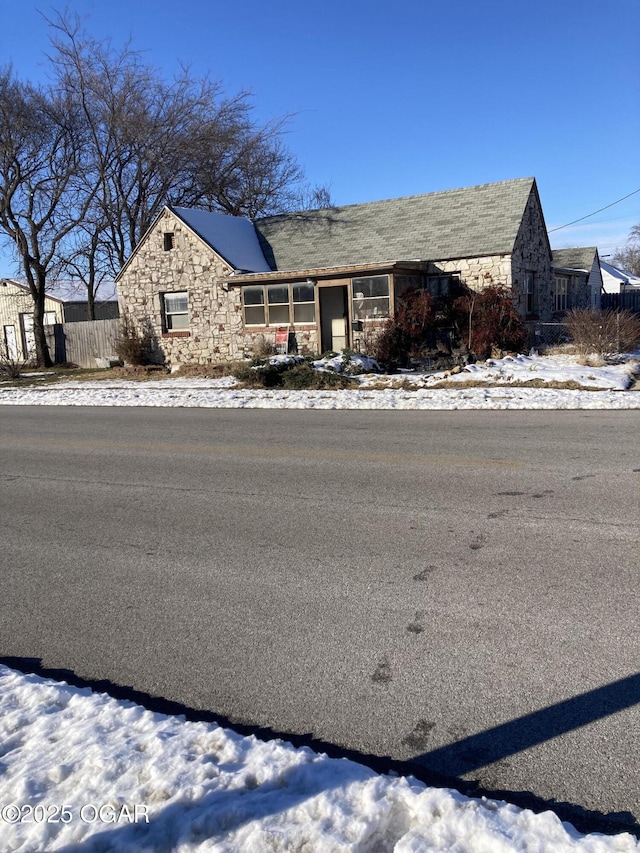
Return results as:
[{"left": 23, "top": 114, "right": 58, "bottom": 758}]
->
[{"left": 548, "top": 187, "right": 640, "bottom": 233}]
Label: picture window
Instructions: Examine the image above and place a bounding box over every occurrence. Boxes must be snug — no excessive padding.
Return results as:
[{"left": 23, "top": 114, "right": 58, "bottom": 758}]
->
[{"left": 242, "top": 283, "right": 316, "bottom": 326}]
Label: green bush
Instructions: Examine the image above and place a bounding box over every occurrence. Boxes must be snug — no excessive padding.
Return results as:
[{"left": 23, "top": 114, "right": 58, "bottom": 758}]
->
[
  {"left": 282, "top": 363, "right": 355, "bottom": 389},
  {"left": 232, "top": 357, "right": 356, "bottom": 389},
  {"left": 231, "top": 360, "right": 285, "bottom": 388}
]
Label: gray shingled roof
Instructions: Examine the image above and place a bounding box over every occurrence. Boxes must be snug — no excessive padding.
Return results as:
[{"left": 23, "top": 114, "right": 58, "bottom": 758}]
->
[
  {"left": 551, "top": 247, "right": 598, "bottom": 271},
  {"left": 255, "top": 178, "right": 536, "bottom": 272}
]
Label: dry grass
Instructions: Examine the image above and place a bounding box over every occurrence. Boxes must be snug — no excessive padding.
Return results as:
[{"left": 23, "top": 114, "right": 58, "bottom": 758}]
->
[
  {"left": 365, "top": 378, "right": 420, "bottom": 391},
  {"left": 537, "top": 343, "right": 580, "bottom": 356},
  {"left": 363, "top": 377, "right": 601, "bottom": 391},
  {"left": 172, "top": 362, "right": 237, "bottom": 378},
  {"left": 91, "top": 365, "right": 169, "bottom": 380},
  {"left": 428, "top": 378, "right": 595, "bottom": 390}
]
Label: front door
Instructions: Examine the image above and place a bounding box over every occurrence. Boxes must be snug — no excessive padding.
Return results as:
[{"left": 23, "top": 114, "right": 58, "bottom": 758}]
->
[{"left": 319, "top": 286, "right": 349, "bottom": 354}]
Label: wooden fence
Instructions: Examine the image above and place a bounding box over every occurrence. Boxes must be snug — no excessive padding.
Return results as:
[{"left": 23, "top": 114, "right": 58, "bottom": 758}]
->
[
  {"left": 601, "top": 291, "right": 640, "bottom": 313},
  {"left": 44, "top": 318, "right": 120, "bottom": 368}
]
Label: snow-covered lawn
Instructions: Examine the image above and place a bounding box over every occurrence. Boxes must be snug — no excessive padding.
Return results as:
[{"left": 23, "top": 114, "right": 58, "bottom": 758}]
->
[
  {"left": 0, "top": 352, "right": 639, "bottom": 409},
  {"left": 1, "top": 666, "right": 638, "bottom": 852}
]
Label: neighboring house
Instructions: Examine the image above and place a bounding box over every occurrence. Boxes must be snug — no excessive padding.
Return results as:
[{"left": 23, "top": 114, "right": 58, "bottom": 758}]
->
[
  {"left": 0, "top": 278, "right": 119, "bottom": 361},
  {"left": 600, "top": 260, "right": 640, "bottom": 312},
  {"left": 599, "top": 260, "right": 640, "bottom": 294},
  {"left": 116, "top": 177, "right": 555, "bottom": 366},
  {"left": 551, "top": 248, "right": 603, "bottom": 312},
  {"left": 0, "top": 279, "right": 64, "bottom": 360}
]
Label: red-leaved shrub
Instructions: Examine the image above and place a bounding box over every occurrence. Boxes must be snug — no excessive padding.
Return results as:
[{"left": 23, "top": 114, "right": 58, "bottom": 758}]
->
[{"left": 453, "top": 286, "right": 526, "bottom": 359}]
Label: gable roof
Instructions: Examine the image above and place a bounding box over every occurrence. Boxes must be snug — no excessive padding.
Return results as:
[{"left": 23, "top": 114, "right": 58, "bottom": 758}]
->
[
  {"left": 171, "top": 206, "right": 271, "bottom": 273},
  {"left": 254, "top": 177, "right": 537, "bottom": 272},
  {"left": 551, "top": 247, "right": 599, "bottom": 271},
  {"left": 0, "top": 278, "right": 65, "bottom": 303},
  {"left": 600, "top": 260, "right": 640, "bottom": 289}
]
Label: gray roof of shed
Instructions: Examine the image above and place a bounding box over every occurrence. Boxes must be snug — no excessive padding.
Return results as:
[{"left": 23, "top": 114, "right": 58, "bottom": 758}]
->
[
  {"left": 551, "top": 247, "right": 598, "bottom": 271},
  {"left": 255, "top": 177, "right": 536, "bottom": 272}
]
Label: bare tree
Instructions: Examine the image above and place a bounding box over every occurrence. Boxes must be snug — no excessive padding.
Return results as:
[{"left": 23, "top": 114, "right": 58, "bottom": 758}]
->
[
  {"left": 0, "top": 69, "right": 94, "bottom": 365},
  {"left": 0, "top": 12, "right": 329, "bottom": 352},
  {"left": 612, "top": 224, "right": 640, "bottom": 276},
  {"left": 47, "top": 12, "right": 316, "bottom": 277}
]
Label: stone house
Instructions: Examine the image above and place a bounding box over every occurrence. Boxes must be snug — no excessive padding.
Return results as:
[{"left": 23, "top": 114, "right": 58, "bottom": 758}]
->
[
  {"left": 116, "top": 177, "right": 556, "bottom": 366},
  {"left": 551, "top": 248, "right": 602, "bottom": 312}
]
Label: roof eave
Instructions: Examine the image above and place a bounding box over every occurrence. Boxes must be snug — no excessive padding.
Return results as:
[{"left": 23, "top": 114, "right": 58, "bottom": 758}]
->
[{"left": 226, "top": 260, "right": 427, "bottom": 284}]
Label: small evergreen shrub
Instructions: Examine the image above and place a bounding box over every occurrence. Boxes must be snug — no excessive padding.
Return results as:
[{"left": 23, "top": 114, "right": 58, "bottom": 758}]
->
[
  {"left": 232, "top": 361, "right": 285, "bottom": 388},
  {"left": 232, "top": 357, "right": 356, "bottom": 389},
  {"left": 282, "top": 363, "right": 355, "bottom": 389}
]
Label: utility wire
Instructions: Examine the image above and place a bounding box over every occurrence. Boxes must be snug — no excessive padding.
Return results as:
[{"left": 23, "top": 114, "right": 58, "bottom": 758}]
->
[{"left": 548, "top": 187, "right": 640, "bottom": 233}]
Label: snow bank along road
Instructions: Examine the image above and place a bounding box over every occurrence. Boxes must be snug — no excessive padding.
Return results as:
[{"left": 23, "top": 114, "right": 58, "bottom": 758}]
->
[
  {"left": 2, "top": 664, "right": 639, "bottom": 853},
  {"left": 1, "top": 406, "right": 638, "bottom": 840}
]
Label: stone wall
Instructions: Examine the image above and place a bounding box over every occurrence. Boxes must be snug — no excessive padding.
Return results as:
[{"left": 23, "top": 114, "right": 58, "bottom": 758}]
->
[
  {"left": 428, "top": 255, "right": 513, "bottom": 290},
  {"left": 117, "top": 210, "right": 323, "bottom": 365},
  {"left": 511, "top": 189, "right": 554, "bottom": 320},
  {"left": 117, "top": 209, "right": 243, "bottom": 365},
  {"left": 235, "top": 323, "right": 320, "bottom": 358}
]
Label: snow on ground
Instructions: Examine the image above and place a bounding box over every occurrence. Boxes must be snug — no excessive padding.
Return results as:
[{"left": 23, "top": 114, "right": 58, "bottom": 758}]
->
[
  {"left": 0, "top": 353, "right": 639, "bottom": 410},
  {"left": 1, "top": 665, "right": 638, "bottom": 853}
]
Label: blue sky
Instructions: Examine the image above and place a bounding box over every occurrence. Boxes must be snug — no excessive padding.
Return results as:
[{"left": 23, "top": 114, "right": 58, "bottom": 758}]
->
[{"left": 0, "top": 0, "right": 638, "bottom": 278}]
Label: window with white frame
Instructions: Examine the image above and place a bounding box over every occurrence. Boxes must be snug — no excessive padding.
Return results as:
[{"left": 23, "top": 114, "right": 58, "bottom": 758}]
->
[
  {"left": 554, "top": 276, "right": 568, "bottom": 312},
  {"left": 242, "top": 283, "right": 316, "bottom": 326},
  {"left": 162, "top": 291, "right": 189, "bottom": 330},
  {"left": 352, "top": 275, "right": 390, "bottom": 321}
]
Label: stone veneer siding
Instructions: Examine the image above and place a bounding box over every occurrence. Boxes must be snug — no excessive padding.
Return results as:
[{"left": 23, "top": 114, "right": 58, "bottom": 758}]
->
[
  {"left": 427, "top": 255, "right": 513, "bottom": 291},
  {"left": 117, "top": 210, "right": 322, "bottom": 365},
  {"left": 511, "top": 189, "right": 554, "bottom": 321},
  {"left": 117, "top": 209, "right": 246, "bottom": 365}
]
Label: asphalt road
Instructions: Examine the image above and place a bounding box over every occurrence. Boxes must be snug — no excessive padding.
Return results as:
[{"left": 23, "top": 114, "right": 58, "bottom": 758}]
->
[{"left": 1, "top": 406, "right": 639, "bottom": 835}]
